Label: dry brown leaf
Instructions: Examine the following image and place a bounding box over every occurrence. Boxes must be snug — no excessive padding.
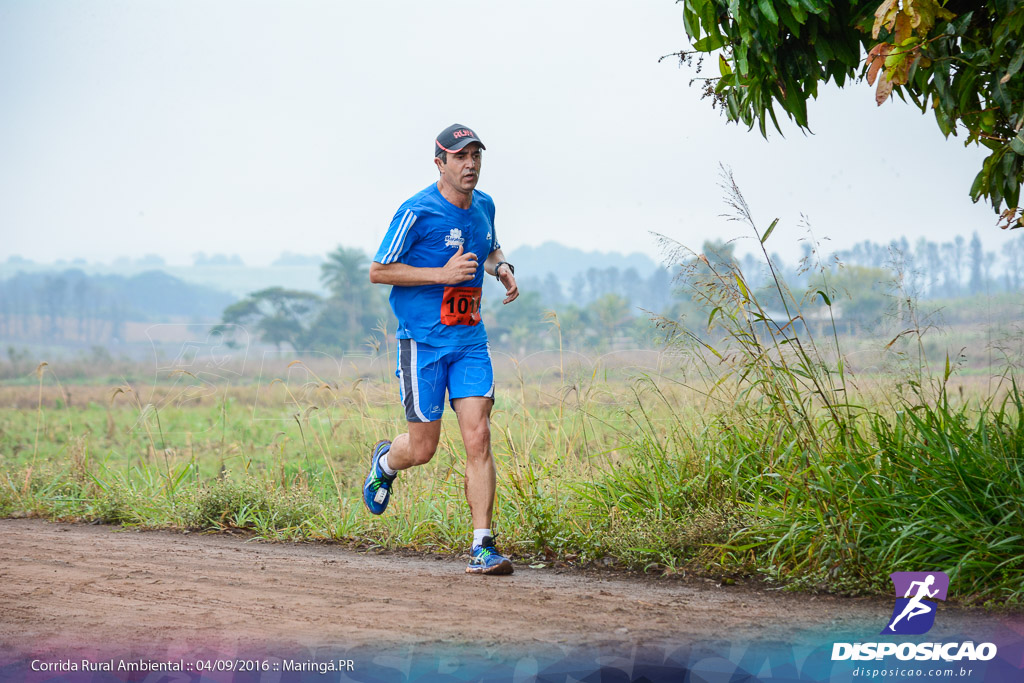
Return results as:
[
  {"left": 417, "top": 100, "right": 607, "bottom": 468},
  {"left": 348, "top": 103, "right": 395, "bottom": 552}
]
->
[
  {"left": 876, "top": 73, "right": 895, "bottom": 106},
  {"left": 873, "top": 0, "right": 900, "bottom": 39},
  {"left": 894, "top": 11, "right": 912, "bottom": 44},
  {"left": 866, "top": 43, "right": 890, "bottom": 86}
]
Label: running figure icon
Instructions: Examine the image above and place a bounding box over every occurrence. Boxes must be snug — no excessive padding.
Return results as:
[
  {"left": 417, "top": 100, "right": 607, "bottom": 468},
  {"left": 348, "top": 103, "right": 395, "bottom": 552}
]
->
[{"left": 887, "top": 574, "right": 939, "bottom": 632}]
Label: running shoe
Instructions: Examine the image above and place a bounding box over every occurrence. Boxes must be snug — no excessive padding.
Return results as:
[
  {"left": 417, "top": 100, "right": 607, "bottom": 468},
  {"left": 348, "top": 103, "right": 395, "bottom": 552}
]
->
[
  {"left": 362, "top": 440, "right": 395, "bottom": 515},
  {"left": 466, "top": 535, "right": 514, "bottom": 575}
]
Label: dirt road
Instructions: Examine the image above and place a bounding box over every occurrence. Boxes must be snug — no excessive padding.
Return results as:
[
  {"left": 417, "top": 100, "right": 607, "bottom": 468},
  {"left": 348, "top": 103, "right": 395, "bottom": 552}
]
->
[{"left": 1, "top": 519, "right": 1020, "bottom": 670}]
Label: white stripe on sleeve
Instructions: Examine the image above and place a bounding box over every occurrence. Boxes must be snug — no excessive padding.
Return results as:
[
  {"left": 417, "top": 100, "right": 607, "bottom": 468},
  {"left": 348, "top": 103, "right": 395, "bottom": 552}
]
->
[{"left": 383, "top": 210, "right": 417, "bottom": 264}]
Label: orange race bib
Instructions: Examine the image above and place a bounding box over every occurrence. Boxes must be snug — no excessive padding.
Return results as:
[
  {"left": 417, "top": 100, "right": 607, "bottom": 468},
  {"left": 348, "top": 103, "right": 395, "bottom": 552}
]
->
[{"left": 440, "top": 286, "right": 482, "bottom": 326}]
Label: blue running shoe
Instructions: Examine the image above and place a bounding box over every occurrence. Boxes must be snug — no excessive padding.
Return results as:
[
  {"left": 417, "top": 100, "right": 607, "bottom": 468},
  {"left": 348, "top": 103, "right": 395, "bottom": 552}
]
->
[
  {"left": 363, "top": 440, "right": 395, "bottom": 515},
  {"left": 466, "top": 535, "right": 514, "bottom": 575}
]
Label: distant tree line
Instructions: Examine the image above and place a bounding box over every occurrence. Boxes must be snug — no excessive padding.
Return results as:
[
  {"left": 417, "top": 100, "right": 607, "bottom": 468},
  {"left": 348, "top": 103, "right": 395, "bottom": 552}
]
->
[
  {"left": 717, "top": 231, "right": 1024, "bottom": 300},
  {"left": 827, "top": 232, "right": 1024, "bottom": 299},
  {"left": 212, "top": 248, "right": 677, "bottom": 355},
  {"left": 214, "top": 230, "right": 1024, "bottom": 355},
  {"left": 9, "top": 231, "right": 1015, "bottom": 353},
  {"left": 0, "top": 270, "right": 234, "bottom": 344},
  {"left": 191, "top": 252, "right": 245, "bottom": 267}
]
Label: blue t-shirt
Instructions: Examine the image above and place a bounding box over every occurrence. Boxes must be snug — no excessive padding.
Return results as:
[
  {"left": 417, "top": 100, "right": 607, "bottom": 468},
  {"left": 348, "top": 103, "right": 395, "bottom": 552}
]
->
[{"left": 374, "top": 183, "right": 501, "bottom": 346}]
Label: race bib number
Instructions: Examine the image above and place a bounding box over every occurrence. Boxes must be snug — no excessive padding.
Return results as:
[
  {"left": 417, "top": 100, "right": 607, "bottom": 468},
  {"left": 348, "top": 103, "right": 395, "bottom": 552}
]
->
[{"left": 441, "top": 286, "right": 482, "bottom": 326}]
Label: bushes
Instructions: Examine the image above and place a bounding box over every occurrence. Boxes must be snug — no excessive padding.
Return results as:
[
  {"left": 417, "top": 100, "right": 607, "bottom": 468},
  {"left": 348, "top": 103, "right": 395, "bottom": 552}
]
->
[{"left": 186, "top": 479, "right": 317, "bottom": 532}]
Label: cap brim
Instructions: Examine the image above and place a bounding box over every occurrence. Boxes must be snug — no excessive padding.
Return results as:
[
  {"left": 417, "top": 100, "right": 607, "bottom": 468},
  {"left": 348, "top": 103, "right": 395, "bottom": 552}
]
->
[{"left": 436, "top": 138, "right": 486, "bottom": 156}]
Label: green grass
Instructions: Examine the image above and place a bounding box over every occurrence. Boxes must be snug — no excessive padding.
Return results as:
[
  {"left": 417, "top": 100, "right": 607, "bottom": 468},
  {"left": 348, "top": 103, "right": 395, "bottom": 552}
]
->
[{"left": 1, "top": 354, "right": 1021, "bottom": 604}]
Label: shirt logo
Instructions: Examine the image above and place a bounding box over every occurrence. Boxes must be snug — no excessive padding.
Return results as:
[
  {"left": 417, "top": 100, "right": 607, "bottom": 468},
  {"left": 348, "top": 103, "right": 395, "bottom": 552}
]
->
[{"left": 445, "top": 228, "right": 464, "bottom": 248}]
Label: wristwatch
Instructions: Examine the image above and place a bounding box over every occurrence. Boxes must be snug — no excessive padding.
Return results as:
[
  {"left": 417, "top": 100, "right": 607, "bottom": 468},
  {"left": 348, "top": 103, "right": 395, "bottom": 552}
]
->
[{"left": 494, "top": 261, "right": 514, "bottom": 280}]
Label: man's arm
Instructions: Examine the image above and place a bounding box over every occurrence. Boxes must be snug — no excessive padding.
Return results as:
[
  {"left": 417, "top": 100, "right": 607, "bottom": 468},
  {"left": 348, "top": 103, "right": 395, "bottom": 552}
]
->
[
  {"left": 484, "top": 248, "right": 519, "bottom": 304},
  {"left": 369, "top": 245, "right": 478, "bottom": 286}
]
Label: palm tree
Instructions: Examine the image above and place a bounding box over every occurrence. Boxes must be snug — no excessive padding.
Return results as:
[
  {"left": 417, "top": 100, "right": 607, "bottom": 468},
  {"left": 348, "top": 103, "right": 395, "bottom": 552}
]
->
[
  {"left": 316, "top": 246, "right": 384, "bottom": 351},
  {"left": 320, "top": 247, "right": 370, "bottom": 299}
]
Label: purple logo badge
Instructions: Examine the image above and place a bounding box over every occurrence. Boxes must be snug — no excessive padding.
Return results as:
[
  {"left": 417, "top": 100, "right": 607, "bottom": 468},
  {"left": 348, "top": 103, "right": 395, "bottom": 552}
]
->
[{"left": 882, "top": 572, "right": 949, "bottom": 635}]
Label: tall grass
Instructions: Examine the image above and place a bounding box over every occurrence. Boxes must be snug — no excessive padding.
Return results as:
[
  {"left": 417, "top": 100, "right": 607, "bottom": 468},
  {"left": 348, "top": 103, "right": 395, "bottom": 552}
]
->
[
  {"left": 2, "top": 347, "right": 1021, "bottom": 602},
  {"left": 584, "top": 168, "right": 1024, "bottom": 602}
]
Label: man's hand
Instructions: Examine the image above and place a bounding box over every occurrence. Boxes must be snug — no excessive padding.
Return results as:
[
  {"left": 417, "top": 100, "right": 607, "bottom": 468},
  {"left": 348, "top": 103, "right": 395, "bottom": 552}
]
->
[
  {"left": 441, "top": 245, "right": 478, "bottom": 284},
  {"left": 497, "top": 264, "right": 519, "bottom": 304}
]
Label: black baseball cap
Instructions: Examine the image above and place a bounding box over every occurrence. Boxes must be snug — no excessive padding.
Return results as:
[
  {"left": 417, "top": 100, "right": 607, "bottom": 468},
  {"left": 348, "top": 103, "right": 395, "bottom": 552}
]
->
[{"left": 435, "top": 123, "right": 486, "bottom": 157}]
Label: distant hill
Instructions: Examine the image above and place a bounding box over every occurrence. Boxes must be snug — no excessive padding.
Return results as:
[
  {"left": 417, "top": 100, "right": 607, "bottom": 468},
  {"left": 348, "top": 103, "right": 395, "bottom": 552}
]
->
[
  {"left": 507, "top": 242, "right": 660, "bottom": 282},
  {"left": 0, "top": 261, "right": 325, "bottom": 298},
  {"left": 2, "top": 243, "right": 662, "bottom": 299},
  {"left": 0, "top": 268, "right": 235, "bottom": 321},
  {"left": 272, "top": 252, "right": 325, "bottom": 267},
  {"left": 118, "top": 270, "right": 236, "bottom": 318},
  {"left": 0, "top": 268, "right": 237, "bottom": 346}
]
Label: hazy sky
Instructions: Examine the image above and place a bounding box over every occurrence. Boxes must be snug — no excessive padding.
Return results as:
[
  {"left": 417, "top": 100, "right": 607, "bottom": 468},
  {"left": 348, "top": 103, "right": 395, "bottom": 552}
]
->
[{"left": 1, "top": 0, "right": 1015, "bottom": 268}]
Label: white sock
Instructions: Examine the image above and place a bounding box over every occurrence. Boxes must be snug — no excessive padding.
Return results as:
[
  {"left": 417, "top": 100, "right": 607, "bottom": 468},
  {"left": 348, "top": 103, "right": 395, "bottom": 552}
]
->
[
  {"left": 473, "top": 528, "right": 492, "bottom": 548},
  {"left": 379, "top": 448, "right": 397, "bottom": 477}
]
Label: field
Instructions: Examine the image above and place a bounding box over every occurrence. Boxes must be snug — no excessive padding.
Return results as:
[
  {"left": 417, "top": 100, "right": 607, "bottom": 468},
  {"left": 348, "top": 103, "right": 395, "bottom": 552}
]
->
[{"left": 2, "top": 325, "right": 1022, "bottom": 606}]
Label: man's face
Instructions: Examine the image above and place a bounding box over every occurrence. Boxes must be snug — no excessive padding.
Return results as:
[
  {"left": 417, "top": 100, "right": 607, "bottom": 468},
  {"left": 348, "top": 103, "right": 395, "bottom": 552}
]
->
[{"left": 436, "top": 142, "right": 483, "bottom": 194}]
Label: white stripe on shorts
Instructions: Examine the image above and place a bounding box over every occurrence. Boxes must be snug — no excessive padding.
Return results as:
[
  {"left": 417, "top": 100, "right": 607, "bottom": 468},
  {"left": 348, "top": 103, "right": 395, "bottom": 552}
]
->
[{"left": 409, "top": 339, "right": 428, "bottom": 422}]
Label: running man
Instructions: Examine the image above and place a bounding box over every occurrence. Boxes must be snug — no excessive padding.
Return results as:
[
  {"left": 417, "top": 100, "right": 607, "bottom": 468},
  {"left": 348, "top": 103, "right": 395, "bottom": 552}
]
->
[
  {"left": 887, "top": 574, "right": 939, "bottom": 632},
  {"left": 364, "top": 123, "right": 519, "bottom": 575}
]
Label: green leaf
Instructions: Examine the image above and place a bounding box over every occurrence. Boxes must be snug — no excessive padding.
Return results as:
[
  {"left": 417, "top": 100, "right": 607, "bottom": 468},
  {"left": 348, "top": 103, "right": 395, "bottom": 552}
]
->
[
  {"left": 765, "top": 102, "right": 783, "bottom": 135},
  {"left": 948, "top": 10, "right": 974, "bottom": 36},
  {"left": 788, "top": 0, "right": 808, "bottom": 24},
  {"left": 813, "top": 37, "right": 834, "bottom": 63},
  {"left": 1003, "top": 47, "right": 1024, "bottom": 84},
  {"left": 683, "top": 7, "right": 701, "bottom": 39},
  {"left": 687, "top": 0, "right": 709, "bottom": 17},
  {"left": 761, "top": 217, "right": 779, "bottom": 244},
  {"left": 780, "top": 77, "right": 808, "bottom": 128},
  {"left": 719, "top": 54, "right": 733, "bottom": 77},
  {"left": 934, "top": 107, "right": 953, "bottom": 137},
  {"left": 735, "top": 275, "right": 749, "bottom": 301},
  {"left": 758, "top": 0, "right": 779, "bottom": 26},
  {"left": 778, "top": 5, "right": 802, "bottom": 36},
  {"left": 1011, "top": 132, "right": 1024, "bottom": 156},
  {"left": 699, "top": 1, "right": 719, "bottom": 35},
  {"left": 736, "top": 43, "right": 750, "bottom": 75},
  {"left": 1006, "top": 178, "right": 1020, "bottom": 214},
  {"left": 693, "top": 34, "right": 727, "bottom": 51}
]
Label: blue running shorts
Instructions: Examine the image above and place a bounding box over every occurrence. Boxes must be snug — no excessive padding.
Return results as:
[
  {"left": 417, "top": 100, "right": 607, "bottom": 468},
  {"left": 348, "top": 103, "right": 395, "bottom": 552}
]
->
[{"left": 395, "top": 339, "right": 495, "bottom": 423}]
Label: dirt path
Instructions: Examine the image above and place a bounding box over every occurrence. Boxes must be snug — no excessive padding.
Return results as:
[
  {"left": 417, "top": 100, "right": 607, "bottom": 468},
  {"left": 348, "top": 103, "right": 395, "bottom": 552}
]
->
[{"left": 0, "top": 519, "right": 1018, "bottom": 662}]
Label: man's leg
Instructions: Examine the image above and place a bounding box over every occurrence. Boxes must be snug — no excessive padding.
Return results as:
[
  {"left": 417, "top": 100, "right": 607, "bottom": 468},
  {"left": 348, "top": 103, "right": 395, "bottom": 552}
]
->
[
  {"left": 386, "top": 421, "right": 443, "bottom": 470},
  {"left": 389, "top": 336, "right": 446, "bottom": 471},
  {"left": 451, "top": 396, "right": 495, "bottom": 529},
  {"left": 364, "top": 339, "right": 446, "bottom": 515},
  {"left": 453, "top": 395, "right": 512, "bottom": 575},
  {"left": 363, "top": 421, "right": 441, "bottom": 515}
]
